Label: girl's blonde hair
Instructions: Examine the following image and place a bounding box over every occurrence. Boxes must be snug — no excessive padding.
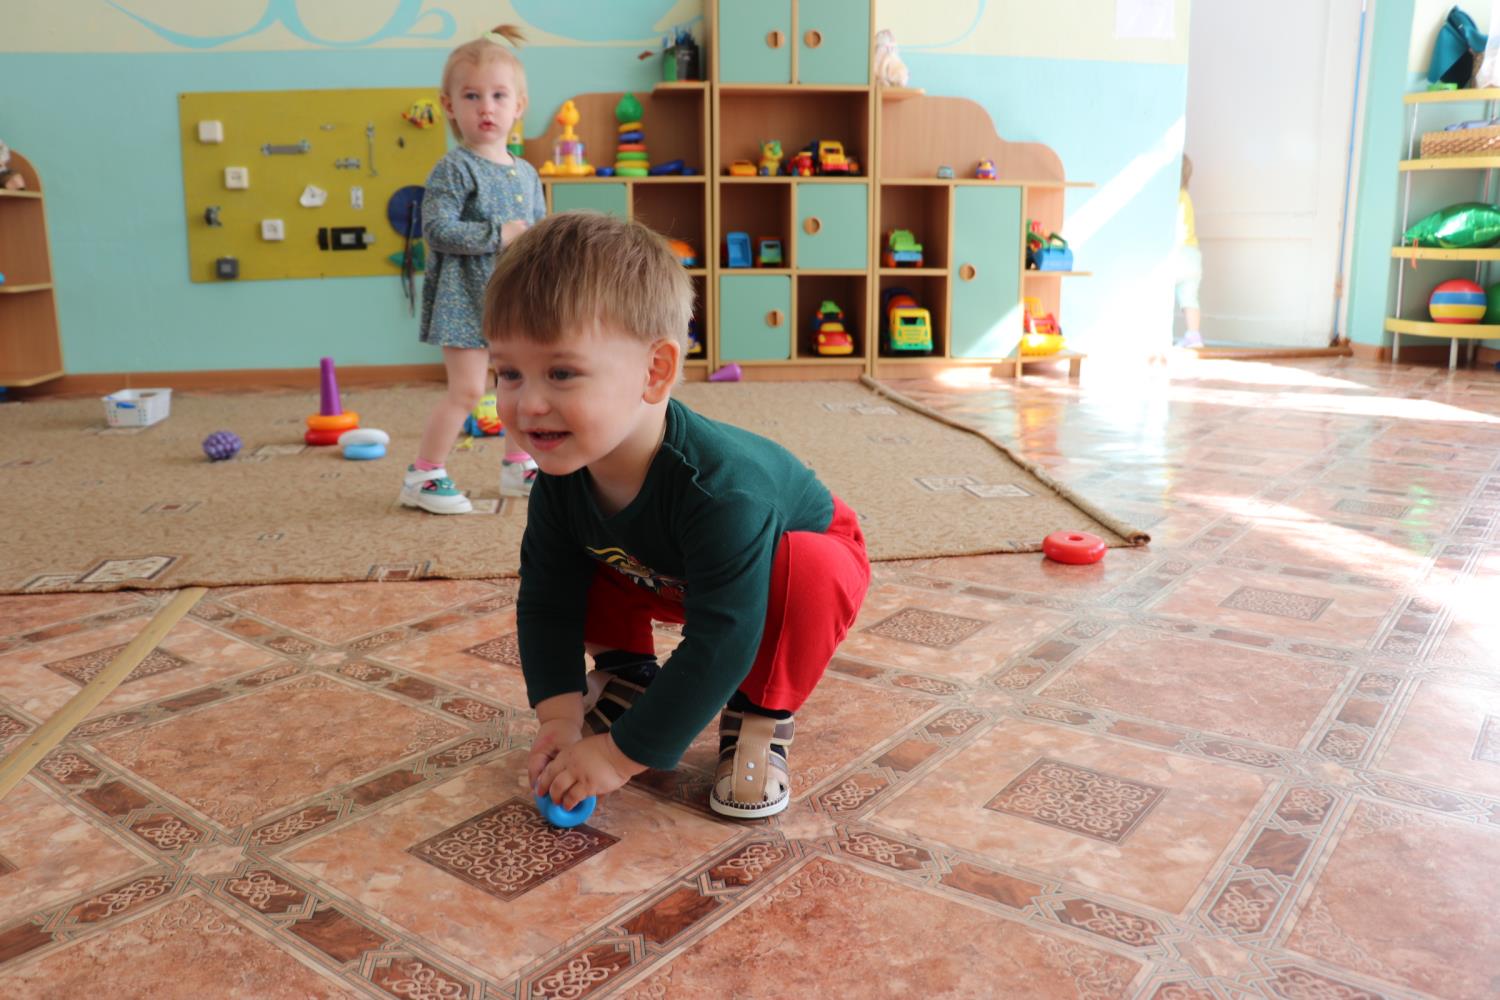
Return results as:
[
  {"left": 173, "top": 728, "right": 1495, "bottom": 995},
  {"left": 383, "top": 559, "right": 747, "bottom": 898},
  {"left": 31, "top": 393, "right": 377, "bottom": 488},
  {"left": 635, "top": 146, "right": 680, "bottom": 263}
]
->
[{"left": 441, "top": 24, "right": 528, "bottom": 141}]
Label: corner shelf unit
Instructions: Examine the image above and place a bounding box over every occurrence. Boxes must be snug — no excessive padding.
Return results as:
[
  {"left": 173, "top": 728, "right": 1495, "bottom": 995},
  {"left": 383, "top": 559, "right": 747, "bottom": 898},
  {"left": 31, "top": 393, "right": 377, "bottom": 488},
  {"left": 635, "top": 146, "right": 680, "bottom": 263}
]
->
[
  {"left": 0, "top": 151, "right": 64, "bottom": 387},
  {"left": 1387, "top": 87, "right": 1500, "bottom": 369}
]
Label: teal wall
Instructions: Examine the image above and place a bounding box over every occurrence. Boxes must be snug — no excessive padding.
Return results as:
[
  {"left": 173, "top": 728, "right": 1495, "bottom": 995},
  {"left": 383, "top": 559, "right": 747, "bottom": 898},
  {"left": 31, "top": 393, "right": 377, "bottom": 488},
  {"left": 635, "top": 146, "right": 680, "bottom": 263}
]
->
[
  {"left": 1, "top": 8, "right": 1187, "bottom": 374},
  {"left": 1347, "top": 0, "right": 1415, "bottom": 347},
  {"left": 905, "top": 52, "right": 1187, "bottom": 359},
  {"left": 0, "top": 49, "right": 662, "bottom": 374}
]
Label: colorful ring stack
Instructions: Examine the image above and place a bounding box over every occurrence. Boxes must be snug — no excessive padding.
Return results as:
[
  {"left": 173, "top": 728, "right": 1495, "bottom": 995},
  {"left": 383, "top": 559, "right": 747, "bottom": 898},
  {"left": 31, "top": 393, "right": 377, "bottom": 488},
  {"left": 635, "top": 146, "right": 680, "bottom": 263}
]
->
[
  {"left": 306, "top": 357, "right": 360, "bottom": 446},
  {"left": 615, "top": 93, "right": 649, "bottom": 178}
]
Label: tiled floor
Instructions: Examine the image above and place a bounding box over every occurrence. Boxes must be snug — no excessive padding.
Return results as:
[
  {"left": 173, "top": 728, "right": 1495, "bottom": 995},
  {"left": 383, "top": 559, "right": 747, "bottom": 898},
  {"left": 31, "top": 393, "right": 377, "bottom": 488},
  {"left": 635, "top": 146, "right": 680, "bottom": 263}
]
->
[{"left": 2, "top": 356, "right": 1498, "bottom": 998}]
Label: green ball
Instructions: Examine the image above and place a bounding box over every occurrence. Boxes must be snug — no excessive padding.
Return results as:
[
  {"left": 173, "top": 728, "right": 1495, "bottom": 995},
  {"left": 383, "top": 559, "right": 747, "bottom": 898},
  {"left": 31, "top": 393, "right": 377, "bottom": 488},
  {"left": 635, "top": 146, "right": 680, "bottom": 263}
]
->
[{"left": 1486, "top": 283, "right": 1500, "bottom": 324}]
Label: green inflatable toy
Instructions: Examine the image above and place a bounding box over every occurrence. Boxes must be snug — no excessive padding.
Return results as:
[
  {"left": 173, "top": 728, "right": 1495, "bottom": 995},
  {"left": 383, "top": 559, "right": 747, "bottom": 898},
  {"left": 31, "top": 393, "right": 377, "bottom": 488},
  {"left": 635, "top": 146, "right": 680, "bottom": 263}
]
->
[
  {"left": 1403, "top": 202, "right": 1500, "bottom": 248},
  {"left": 1484, "top": 282, "right": 1500, "bottom": 324}
]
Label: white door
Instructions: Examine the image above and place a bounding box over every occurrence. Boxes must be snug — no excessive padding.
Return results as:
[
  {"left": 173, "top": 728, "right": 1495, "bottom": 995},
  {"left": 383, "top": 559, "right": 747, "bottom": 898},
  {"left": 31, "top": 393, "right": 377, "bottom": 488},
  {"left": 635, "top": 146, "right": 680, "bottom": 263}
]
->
[{"left": 1186, "top": 0, "right": 1364, "bottom": 346}]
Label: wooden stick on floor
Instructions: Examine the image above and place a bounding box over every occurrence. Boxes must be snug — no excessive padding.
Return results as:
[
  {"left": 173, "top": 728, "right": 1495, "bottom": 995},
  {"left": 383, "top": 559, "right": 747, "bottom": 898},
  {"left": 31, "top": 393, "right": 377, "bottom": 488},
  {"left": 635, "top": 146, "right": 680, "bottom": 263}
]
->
[{"left": 0, "top": 586, "right": 206, "bottom": 804}]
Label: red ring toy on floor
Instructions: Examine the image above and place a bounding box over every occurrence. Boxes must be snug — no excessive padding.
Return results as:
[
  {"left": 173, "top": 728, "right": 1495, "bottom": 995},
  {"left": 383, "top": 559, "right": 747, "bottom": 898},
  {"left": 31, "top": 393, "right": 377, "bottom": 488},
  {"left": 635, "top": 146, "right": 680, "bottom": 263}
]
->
[{"left": 1042, "top": 530, "right": 1107, "bottom": 565}]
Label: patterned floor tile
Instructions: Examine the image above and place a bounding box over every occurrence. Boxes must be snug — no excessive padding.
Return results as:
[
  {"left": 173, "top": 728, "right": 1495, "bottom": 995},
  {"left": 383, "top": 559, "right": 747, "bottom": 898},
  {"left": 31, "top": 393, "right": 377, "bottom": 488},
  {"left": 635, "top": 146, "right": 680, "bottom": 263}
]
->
[
  {"left": 221, "top": 579, "right": 498, "bottom": 644},
  {"left": 0, "top": 618, "right": 281, "bottom": 721},
  {"left": 1042, "top": 627, "right": 1349, "bottom": 748},
  {"left": 1281, "top": 801, "right": 1500, "bottom": 998},
  {"left": 0, "top": 893, "right": 362, "bottom": 997},
  {"left": 89, "top": 673, "right": 466, "bottom": 830},
  {"left": 920, "top": 545, "right": 1157, "bottom": 597},
  {"left": 0, "top": 779, "right": 149, "bottom": 918},
  {"left": 0, "top": 591, "right": 150, "bottom": 641},
  {"left": 619, "top": 856, "right": 1142, "bottom": 999},
  {"left": 1374, "top": 677, "right": 1500, "bottom": 798},
  {"left": 368, "top": 611, "right": 530, "bottom": 710},
  {"left": 837, "top": 584, "right": 1072, "bottom": 682},
  {"left": 283, "top": 751, "right": 736, "bottom": 982},
  {"left": 870, "top": 721, "right": 1270, "bottom": 913},
  {"left": 1146, "top": 565, "right": 1400, "bottom": 646}
]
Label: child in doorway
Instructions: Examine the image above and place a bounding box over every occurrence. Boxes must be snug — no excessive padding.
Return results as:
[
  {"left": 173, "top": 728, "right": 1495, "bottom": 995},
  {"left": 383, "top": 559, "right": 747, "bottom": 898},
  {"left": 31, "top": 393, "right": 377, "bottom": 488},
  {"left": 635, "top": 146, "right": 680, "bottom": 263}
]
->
[
  {"left": 400, "top": 25, "right": 544, "bottom": 515},
  {"left": 489, "top": 212, "right": 871, "bottom": 820},
  {"left": 1175, "top": 153, "right": 1204, "bottom": 348}
]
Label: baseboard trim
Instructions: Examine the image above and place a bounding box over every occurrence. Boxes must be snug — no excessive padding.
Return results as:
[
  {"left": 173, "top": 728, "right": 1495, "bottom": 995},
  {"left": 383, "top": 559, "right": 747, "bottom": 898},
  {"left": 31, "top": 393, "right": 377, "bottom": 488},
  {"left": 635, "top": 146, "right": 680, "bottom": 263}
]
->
[
  {"left": 1193, "top": 345, "right": 1353, "bottom": 360},
  {"left": 11, "top": 363, "right": 447, "bottom": 399},
  {"left": 1348, "top": 341, "right": 1500, "bottom": 367}
]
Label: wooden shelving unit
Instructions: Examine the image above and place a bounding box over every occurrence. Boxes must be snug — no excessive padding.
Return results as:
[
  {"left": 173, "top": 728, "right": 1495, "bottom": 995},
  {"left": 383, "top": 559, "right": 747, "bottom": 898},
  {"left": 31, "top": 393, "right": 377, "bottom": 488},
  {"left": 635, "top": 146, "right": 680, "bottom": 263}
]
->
[
  {"left": 0, "top": 151, "right": 64, "bottom": 387},
  {"left": 522, "top": 2, "right": 1088, "bottom": 381}
]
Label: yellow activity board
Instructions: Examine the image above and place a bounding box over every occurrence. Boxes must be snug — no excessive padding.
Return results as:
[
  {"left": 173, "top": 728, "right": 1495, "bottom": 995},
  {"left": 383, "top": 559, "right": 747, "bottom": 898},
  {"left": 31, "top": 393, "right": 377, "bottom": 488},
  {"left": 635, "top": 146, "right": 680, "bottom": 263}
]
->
[{"left": 178, "top": 88, "right": 447, "bottom": 282}]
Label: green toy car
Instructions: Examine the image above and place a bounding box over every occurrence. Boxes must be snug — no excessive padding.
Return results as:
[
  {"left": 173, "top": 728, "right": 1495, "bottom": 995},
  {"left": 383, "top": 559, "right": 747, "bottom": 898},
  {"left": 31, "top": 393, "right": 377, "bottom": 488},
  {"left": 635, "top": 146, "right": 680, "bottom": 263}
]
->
[{"left": 883, "top": 229, "right": 923, "bottom": 267}]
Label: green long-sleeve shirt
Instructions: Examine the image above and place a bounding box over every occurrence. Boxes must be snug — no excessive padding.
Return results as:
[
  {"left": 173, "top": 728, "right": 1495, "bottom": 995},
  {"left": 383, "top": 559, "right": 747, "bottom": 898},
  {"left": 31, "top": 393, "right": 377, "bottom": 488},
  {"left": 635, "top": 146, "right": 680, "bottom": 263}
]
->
[{"left": 517, "top": 398, "right": 834, "bottom": 769}]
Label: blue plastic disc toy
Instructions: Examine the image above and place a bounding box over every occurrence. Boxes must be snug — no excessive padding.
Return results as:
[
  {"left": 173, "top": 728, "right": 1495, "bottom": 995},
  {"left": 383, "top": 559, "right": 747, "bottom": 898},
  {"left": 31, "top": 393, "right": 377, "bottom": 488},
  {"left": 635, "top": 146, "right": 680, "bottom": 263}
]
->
[
  {"left": 342, "top": 442, "right": 386, "bottom": 461},
  {"left": 535, "top": 794, "right": 596, "bottom": 828}
]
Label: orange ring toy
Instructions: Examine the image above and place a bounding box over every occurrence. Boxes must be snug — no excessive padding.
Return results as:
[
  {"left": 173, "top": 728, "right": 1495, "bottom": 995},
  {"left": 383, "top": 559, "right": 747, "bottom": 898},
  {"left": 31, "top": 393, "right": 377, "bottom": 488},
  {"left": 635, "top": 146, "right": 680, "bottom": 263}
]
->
[{"left": 306, "top": 412, "right": 359, "bottom": 432}]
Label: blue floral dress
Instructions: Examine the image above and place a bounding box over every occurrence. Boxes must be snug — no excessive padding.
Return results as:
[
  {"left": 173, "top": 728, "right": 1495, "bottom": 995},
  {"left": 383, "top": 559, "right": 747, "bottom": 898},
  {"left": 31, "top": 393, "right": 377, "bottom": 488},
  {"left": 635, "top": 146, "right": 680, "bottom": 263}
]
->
[{"left": 419, "top": 145, "right": 545, "bottom": 349}]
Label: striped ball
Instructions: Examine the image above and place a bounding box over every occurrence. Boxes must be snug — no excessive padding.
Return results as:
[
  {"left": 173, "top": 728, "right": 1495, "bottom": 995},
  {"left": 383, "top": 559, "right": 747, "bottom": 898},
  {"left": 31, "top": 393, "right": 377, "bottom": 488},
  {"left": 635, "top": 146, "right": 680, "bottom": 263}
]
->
[{"left": 1429, "top": 278, "right": 1487, "bottom": 323}]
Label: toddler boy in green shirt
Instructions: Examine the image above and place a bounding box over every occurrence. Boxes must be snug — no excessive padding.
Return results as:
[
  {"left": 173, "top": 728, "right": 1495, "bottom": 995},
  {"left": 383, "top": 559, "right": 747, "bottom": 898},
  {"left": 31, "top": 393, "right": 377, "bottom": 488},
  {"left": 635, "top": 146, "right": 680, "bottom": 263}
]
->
[{"left": 485, "top": 211, "right": 870, "bottom": 819}]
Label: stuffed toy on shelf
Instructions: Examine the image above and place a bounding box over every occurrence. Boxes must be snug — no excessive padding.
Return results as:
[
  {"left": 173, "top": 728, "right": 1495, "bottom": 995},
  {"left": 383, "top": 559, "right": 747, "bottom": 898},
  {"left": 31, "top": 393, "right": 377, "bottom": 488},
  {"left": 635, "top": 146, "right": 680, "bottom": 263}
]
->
[{"left": 0, "top": 141, "right": 26, "bottom": 191}]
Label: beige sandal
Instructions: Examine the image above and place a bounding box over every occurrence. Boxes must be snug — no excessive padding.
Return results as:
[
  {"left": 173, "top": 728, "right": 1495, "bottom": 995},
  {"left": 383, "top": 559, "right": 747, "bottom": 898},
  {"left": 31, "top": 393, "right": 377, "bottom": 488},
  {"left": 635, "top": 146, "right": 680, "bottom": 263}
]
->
[
  {"left": 580, "top": 656, "right": 657, "bottom": 736},
  {"left": 710, "top": 710, "right": 793, "bottom": 819}
]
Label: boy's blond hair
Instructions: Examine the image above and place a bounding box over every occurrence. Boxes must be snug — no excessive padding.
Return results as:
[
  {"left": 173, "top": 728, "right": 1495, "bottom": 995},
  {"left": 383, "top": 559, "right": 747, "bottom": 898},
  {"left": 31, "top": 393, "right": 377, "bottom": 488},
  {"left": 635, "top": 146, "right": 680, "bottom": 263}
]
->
[
  {"left": 485, "top": 211, "right": 695, "bottom": 349},
  {"left": 441, "top": 24, "right": 527, "bottom": 142}
]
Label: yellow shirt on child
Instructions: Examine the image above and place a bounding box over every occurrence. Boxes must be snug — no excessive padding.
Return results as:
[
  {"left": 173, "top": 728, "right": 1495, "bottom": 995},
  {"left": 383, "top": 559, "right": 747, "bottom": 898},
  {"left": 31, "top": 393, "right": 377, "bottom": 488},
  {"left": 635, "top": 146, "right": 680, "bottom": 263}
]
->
[{"left": 1178, "top": 189, "right": 1198, "bottom": 247}]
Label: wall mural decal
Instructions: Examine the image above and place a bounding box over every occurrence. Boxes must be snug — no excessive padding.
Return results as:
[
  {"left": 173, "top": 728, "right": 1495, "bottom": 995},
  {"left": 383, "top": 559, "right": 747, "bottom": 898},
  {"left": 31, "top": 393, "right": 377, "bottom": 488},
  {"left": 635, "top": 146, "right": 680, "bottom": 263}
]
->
[{"left": 102, "top": 0, "right": 457, "bottom": 49}]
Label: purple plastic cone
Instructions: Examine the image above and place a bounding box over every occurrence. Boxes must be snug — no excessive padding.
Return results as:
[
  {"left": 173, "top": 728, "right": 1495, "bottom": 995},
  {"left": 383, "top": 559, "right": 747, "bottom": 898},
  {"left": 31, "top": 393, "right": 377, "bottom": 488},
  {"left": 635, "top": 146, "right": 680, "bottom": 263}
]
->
[
  {"left": 708, "top": 363, "right": 742, "bottom": 383},
  {"left": 319, "top": 357, "right": 342, "bottom": 416}
]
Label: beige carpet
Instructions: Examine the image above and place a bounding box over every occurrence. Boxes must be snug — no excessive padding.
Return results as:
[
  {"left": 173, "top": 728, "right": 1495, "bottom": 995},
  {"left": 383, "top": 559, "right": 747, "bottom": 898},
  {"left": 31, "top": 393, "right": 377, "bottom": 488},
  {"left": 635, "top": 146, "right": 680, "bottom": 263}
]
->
[{"left": 0, "top": 380, "right": 1147, "bottom": 593}]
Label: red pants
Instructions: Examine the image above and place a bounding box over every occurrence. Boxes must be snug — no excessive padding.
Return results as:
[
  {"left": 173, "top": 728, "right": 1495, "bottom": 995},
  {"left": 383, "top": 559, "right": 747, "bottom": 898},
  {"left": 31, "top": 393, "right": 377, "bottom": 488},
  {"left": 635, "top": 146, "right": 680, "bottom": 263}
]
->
[{"left": 583, "top": 496, "right": 869, "bottom": 712}]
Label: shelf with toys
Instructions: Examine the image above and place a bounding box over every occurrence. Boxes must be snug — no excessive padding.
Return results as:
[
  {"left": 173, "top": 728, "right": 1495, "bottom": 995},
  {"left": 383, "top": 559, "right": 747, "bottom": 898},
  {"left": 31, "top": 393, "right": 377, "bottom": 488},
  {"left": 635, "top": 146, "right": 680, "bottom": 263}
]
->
[
  {"left": 0, "top": 148, "right": 64, "bottom": 387},
  {"left": 1384, "top": 87, "right": 1500, "bottom": 369},
  {"left": 870, "top": 89, "right": 1089, "bottom": 378},
  {"left": 523, "top": 84, "right": 712, "bottom": 372}
]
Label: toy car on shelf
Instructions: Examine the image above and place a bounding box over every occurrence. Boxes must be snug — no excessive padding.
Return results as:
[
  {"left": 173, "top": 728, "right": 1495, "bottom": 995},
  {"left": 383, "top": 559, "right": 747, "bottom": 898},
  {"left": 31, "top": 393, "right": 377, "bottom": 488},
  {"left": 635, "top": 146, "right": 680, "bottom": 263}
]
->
[
  {"left": 785, "top": 149, "right": 816, "bottom": 176},
  {"left": 756, "top": 237, "right": 783, "bottom": 267},
  {"left": 881, "top": 286, "right": 934, "bottom": 355},
  {"left": 1021, "top": 296, "right": 1065, "bottom": 355},
  {"left": 974, "top": 158, "right": 997, "bottom": 180},
  {"left": 815, "top": 140, "right": 855, "bottom": 174},
  {"left": 723, "top": 231, "right": 752, "bottom": 268},
  {"left": 727, "top": 160, "right": 757, "bottom": 176},
  {"left": 812, "top": 300, "right": 854, "bottom": 355},
  {"left": 883, "top": 229, "right": 923, "bottom": 267},
  {"left": 936, "top": 165, "right": 955, "bottom": 179}
]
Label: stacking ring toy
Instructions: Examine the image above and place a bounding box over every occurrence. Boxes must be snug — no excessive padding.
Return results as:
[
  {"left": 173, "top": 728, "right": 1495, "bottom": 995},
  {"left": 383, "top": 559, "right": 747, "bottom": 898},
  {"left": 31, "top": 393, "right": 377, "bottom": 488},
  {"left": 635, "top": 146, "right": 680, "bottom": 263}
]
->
[
  {"left": 1042, "top": 530, "right": 1107, "bottom": 565},
  {"left": 307, "top": 412, "right": 360, "bottom": 432},
  {"left": 304, "top": 428, "right": 344, "bottom": 447},
  {"left": 535, "top": 794, "right": 596, "bottom": 828},
  {"left": 343, "top": 442, "right": 386, "bottom": 460},
  {"left": 338, "top": 428, "right": 390, "bottom": 448}
]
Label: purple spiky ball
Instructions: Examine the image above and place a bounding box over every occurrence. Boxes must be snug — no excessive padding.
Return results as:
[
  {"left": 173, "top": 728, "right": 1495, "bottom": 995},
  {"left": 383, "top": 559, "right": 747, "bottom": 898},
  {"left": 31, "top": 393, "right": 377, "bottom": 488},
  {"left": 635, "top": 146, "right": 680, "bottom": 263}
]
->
[{"left": 202, "top": 430, "right": 242, "bottom": 462}]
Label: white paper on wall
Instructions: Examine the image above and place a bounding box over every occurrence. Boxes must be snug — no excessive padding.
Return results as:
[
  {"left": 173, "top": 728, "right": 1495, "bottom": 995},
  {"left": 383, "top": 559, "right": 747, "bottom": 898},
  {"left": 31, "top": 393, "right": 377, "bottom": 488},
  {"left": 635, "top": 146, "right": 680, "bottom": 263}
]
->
[{"left": 1116, "top": 0, "right": 1175, "bottom": 40}]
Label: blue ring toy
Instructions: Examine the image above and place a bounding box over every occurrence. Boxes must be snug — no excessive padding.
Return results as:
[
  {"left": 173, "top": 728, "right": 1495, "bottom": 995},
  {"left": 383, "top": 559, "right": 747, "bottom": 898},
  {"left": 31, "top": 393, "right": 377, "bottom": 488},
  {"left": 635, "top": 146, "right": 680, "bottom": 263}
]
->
[
  {"left": 535, "top": 794, "right": 596, "bottom": 828},
  {"left": 342, "top": 442, "right": 386, "bottom": 461}
]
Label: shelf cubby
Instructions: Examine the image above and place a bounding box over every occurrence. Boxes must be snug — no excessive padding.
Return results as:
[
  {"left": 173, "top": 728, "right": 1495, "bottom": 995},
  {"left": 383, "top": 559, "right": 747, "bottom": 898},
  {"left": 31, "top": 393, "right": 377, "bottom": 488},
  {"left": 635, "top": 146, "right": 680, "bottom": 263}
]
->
[
  {"left": 524, "top": 84, "right": 709, "bottom": 179},
  {"left": 878, "top": 184, "right": 950, "bottom": 270},
  {"left": 632, "top": 181, "right": 708, "bottom": 257},
  {"left": 718, "top": 182, "right": 791, "bottom": 267},
  {"left": 877, "top": 273, "right": 947, "bottom": 359},
  {"left": 796, "top": 273, "right": 866, "bottom": 359},
  {"left": 716, "top": 89, "right": 870, "bottom": 178}
]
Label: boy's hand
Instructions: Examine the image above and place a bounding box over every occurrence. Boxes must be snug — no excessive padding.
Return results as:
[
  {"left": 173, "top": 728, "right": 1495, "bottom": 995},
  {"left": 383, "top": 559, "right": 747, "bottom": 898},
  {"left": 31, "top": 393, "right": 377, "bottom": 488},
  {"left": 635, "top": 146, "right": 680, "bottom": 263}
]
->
[
  {"left": 526, "top": 718, "right": 584, "bottom": 793},
  {"left": 534, "top": 733, "right": 647, "bottom": 810},
  {"left": 500, "top": 219, "right": 529, "bottom": 244}
]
